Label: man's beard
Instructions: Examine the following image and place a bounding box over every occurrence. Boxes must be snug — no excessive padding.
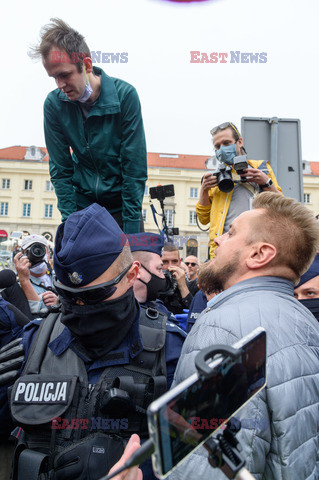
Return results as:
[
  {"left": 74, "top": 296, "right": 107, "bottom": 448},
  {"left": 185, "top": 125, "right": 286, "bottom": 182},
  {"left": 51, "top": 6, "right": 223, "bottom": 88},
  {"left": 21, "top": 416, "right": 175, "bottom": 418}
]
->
[{"left": 198, "top": 258, "right": 238, "bottom": 294}]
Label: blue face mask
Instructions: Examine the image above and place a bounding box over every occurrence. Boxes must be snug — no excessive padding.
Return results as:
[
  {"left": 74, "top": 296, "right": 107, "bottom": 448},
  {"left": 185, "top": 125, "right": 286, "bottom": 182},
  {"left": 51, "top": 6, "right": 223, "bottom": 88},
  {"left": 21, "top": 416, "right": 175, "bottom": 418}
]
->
[{"left": 216, "top": 142, "right": 237, "bottom": 165}]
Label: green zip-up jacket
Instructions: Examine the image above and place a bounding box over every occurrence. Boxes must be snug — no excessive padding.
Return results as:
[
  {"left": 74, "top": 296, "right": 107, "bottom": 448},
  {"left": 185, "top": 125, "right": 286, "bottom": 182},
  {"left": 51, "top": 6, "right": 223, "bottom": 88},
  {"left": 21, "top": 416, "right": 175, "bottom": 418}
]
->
[{"left": 44, "top": 67, "right": 147, "bottom": 233}]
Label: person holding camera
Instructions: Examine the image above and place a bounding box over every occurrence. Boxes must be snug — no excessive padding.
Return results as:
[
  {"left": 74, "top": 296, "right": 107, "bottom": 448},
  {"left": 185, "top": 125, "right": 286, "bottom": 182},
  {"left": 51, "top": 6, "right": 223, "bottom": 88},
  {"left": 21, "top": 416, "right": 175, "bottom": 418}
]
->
[
  {"left": 197, "top": 122, "right": 282, "bottom": 257},
  {"left": 159, "top": 244, "right": 199, "bottom": 315},
  {"left": 14, "top": 234, "right": 58, "bottom": 317}
]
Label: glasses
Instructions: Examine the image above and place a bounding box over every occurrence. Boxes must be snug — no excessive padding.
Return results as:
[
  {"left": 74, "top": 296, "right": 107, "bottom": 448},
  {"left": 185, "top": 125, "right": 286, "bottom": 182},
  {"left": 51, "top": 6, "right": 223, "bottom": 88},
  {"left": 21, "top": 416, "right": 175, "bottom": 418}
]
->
[
  {"left": 185, "top": 262, "right": 198, "bottom": 267},
  {"left": 53, "top": 265, "right": 132, "bottom": 305},
  {"left": 210, "top": 122, "right": 240, "bottom": 139}
]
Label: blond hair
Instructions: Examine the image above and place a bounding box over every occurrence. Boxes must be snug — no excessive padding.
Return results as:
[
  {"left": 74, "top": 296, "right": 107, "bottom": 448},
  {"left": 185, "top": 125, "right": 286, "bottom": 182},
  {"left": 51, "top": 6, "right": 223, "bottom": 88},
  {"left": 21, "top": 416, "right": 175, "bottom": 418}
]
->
[
  {"left": 112, "top": 245, "right": 133, "bottom": 274},
  {"left": 252, "top": 192, "right": 319, "bottom": 279},
  {"left": 131, "top": 251, "right": 154, "bottom": 268}
]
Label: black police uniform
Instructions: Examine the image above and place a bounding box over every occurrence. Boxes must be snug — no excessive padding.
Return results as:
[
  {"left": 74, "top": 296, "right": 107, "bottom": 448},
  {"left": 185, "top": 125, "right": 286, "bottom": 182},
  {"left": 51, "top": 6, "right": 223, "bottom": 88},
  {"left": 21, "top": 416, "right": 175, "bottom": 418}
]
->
[{"left": 0, "top": 303, "right": 184, "bottom": 480}]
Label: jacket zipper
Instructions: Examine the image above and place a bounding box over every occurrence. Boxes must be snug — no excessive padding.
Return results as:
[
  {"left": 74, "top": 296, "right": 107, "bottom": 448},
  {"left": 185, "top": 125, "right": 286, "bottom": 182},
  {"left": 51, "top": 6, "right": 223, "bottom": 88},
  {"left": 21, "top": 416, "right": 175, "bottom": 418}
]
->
[
  {"left": 77, "top": 104, "right": 101, "bottom": 203},
  {"left": 81, "top": 383, "right": 94, "bottom": 437}
]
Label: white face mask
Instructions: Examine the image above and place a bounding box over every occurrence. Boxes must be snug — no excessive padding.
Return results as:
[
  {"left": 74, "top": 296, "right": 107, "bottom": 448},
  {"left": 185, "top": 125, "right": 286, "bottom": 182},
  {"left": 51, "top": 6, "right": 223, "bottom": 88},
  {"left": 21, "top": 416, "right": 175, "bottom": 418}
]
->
[
  {"left": 77, "top": 81, "right": 93, "bottom": 103},
  {"left": 77, "top": 67, "right": 93, "bottom": 103},
  {"left": 29, "top": 255, "right": 48, "bottom": 275}
]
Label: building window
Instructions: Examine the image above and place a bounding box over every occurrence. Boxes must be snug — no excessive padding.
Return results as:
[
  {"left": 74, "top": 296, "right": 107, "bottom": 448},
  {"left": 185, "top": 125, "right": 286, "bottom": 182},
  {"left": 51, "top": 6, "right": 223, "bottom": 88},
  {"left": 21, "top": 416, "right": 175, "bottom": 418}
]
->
[
  {"left": 142, "top": 209, "right": 147, "bottom": 222},
  {"left": 304, "top": 193, "right": 311, "bottom": 204},
  {"left": 44, "top": 204, "right": 53, "bottom": 218},
  {"left": 0, "top": 202, "right": 8, "bottom": 216},
  {"left": 189, "top": 211, "right": 197, "bottom": 225},
  {"left": 22, "top": 203, "right": 31, "bottom": 217},
  {"left": 164, "top": 209, "right": 174, "bottom": 227},
  {"left": 144, "top": 185, "right": 149, "bottom": 196},
  {"left": 45, "top": 181, "right": 54, "bottom": 192},
  {"left": 190, "top": 187, "right": 198, "bottom": 199},
  {"left": 186, "top": 238, "right": 198, "bottom": 257},
  {"left": 24, "top": 180, "right": 33, "bottom": 190},
  {"left": 1, "top": 179, "right": 10, "bottom": 189},
  {"left": 42, "top": 232, "right": 53, "bottom": 242}
]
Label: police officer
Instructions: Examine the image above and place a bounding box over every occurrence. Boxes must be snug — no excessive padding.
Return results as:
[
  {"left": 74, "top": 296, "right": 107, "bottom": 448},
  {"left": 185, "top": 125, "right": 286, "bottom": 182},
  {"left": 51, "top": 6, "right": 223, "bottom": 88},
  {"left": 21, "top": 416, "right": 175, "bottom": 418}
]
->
[
  {"left": 128, "top": 232, "right": 187, "bottom": 388},
  {"left": 0, "top": 204, "right": 183, "bottom": 480}
]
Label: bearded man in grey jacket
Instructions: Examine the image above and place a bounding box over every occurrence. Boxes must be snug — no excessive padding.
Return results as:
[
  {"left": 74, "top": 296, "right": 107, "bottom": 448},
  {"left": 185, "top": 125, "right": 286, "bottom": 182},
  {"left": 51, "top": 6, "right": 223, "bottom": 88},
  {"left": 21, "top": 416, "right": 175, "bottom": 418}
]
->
[{"left": 169, "top": 192, "right": 319, "bottom": 480}]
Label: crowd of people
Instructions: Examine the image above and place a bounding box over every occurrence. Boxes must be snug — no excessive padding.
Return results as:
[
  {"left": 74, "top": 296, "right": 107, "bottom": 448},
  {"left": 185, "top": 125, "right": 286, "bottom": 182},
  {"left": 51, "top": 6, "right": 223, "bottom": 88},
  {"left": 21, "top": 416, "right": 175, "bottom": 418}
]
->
[
  {"left": 0, "top": 16, "right": 318, "bottom": 480},
  {"left": 1, "top": 194, "right": 319, "bottom": 480}
]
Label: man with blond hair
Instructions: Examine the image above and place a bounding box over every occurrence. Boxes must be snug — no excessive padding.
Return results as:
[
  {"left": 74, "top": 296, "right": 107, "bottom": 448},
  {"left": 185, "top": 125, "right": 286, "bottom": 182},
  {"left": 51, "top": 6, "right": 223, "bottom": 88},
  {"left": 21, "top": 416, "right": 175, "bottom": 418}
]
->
[{"left": 169, "top": 192, "right": 319, "bottom": 480}]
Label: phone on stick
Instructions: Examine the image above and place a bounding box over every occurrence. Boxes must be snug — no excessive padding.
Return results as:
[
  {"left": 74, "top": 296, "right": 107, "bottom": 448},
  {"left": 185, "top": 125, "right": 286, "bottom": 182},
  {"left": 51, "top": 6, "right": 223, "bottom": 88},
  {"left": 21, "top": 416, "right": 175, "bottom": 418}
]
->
[{"left": 147, "top": 327, "right": 266, "bottom": 478}]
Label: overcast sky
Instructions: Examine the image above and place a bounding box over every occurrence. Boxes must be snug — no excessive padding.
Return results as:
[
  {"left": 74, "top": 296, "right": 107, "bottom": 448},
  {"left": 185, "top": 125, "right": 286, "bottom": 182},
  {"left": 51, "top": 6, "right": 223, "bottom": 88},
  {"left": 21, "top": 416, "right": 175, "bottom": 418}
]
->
[{"left": 1, "top": 0, "right": 318, "bottom": 161}]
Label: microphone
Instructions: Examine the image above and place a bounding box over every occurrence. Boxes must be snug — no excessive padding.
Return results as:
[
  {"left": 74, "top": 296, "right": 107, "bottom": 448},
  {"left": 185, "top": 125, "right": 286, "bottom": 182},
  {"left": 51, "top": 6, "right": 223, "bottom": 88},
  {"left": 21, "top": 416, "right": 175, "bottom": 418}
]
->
[
  {"left": 0, "top": 269, "right": 31, "bottom": 325},
  {"left": 0, "top": 269, "right": 17, "bottom": 289}
]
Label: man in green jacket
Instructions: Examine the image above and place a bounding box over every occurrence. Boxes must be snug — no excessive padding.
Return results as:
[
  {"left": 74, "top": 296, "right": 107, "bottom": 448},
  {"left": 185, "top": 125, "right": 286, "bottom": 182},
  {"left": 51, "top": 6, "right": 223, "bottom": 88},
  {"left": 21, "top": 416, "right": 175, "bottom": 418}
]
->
[{"left": 33, "top": 18, "right": 147, "bottom": 234}]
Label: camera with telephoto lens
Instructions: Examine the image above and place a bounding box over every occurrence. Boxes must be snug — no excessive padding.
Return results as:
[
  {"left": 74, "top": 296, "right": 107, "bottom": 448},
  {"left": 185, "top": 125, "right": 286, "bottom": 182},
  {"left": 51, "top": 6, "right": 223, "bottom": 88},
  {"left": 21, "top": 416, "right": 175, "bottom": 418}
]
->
[
  {"left": 213, "top": 155, "right": 249, "bottom": 193},
  {"left": 214, "top": 163, "right": 234, "bottom": 193},
  {"left": 24, "top": 242, "right": 46, "bottom": 266}
]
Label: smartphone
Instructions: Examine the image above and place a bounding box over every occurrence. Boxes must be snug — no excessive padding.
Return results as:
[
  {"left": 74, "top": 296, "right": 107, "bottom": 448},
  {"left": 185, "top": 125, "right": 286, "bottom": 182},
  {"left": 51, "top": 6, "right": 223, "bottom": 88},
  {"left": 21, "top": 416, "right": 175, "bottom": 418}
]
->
[{"left": 147, "top": 327, "right": 266, "bottom": 478}]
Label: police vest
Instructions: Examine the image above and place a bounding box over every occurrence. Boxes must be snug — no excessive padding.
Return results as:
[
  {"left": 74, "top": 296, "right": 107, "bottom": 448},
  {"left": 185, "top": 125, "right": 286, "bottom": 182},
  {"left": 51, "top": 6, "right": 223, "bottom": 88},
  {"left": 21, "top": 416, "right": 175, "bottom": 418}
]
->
[{"left": 9, "top": 306, "right": 167, "bottom": 479}]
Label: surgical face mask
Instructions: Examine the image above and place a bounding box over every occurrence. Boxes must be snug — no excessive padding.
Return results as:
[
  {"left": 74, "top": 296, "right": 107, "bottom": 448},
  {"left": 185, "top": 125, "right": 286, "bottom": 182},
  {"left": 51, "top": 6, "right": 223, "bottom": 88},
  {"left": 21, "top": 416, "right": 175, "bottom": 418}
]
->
[
  {"left": 29, "top": 255, "right": 48, "bottom": 275},
  {"left": 77, "top": 81, "right": 93, "bottom": 103},
  {"left": 77, "top": 67, "right": 93, "bottom": 103},
  {"left": 216, "top": 142, "right": 237, "bottom": 165}
]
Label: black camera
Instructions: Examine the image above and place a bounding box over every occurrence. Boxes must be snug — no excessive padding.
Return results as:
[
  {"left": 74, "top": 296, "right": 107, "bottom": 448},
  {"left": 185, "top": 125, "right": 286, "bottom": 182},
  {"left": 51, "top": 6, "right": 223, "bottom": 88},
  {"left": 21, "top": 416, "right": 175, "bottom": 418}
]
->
[
  {"left": 161, "top": 270, "right": 178, "bottom": 296},
  {"left": 213, "top": 155, "right": 249, "bottom": 193},
  {"left": 149, "top": 184, "right": 175, "bottom": 201},
  {"left": 149, "top": 184, "right": 180, "bottom": 238},
  {"left": 25, "top": 242, "right": 46, "bottom": 266},
  {"left": 214, "top": 164, "right": 234, "bottom": 193}
]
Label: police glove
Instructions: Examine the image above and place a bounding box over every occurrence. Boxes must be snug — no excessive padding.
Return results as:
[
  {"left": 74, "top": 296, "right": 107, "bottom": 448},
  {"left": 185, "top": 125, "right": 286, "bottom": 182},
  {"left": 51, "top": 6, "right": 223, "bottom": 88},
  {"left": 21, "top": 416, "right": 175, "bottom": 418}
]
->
[{"left": 0, "top": 338, "right": 24, "bottom": 386}]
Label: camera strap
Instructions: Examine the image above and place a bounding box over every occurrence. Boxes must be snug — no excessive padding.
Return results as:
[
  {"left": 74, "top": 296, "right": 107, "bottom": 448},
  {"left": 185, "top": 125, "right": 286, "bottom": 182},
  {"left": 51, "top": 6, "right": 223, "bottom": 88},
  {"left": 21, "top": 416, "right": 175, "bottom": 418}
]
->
[
  {"left": 149, "top": 200, "right": 165, "bottom": 237},
  {"left": 29, "top": 277, "right": 55, "bottom": 292}
]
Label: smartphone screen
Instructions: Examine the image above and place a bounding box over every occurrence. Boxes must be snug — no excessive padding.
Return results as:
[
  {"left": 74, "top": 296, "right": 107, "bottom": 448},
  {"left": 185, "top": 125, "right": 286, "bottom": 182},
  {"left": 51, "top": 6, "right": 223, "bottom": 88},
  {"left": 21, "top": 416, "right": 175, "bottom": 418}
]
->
[{"left": 148, "top": 328, "right": 266, "bottom": 477}]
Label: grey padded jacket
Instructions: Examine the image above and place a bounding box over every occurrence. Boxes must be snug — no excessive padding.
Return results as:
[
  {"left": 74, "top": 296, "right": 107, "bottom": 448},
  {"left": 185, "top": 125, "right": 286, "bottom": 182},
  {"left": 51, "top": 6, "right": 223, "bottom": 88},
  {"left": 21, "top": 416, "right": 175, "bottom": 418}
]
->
[{"left": 168, "top": 276, "right": 319, "bottom": 480}]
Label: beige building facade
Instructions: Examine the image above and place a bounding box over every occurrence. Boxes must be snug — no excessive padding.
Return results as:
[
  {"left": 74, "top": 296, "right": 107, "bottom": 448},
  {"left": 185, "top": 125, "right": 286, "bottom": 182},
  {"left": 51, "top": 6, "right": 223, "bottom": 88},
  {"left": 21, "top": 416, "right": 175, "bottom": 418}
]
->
[
  {"left": 0, "top": 146, "right": 59, "bottom": 244},
  {"left": 0, "top": 147, "right": 211, "bottom": 261},
  {"left": 302, "top": 160, "right": 319, "bottom": 217},
  {"left": 1, "top": 145, "right": 318, "bottom": 262},
  {"left": 142, "top": 153, "right": 211, "bottom": 262}
]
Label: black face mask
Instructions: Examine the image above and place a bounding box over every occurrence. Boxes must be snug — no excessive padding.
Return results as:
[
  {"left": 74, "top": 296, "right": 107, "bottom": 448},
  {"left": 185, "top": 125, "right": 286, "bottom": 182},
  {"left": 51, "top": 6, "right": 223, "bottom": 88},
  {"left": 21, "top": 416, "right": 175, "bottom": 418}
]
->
[
  {"left": 299, "top": 298, "right": 319, "bottom": 321},
  {"left": 60, "top": 287, "right": 138, "bottom": 359},
  {"left": 138, "top": 264, "right": 167, "bottom": 301}
]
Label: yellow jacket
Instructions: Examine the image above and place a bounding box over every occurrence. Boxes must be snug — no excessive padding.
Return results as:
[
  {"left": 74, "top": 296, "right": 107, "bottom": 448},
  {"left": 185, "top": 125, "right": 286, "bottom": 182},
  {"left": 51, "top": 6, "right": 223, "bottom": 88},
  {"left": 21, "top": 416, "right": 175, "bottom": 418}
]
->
[{"left": 196, "top": 160, "right": 282, "bottom": 258}]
